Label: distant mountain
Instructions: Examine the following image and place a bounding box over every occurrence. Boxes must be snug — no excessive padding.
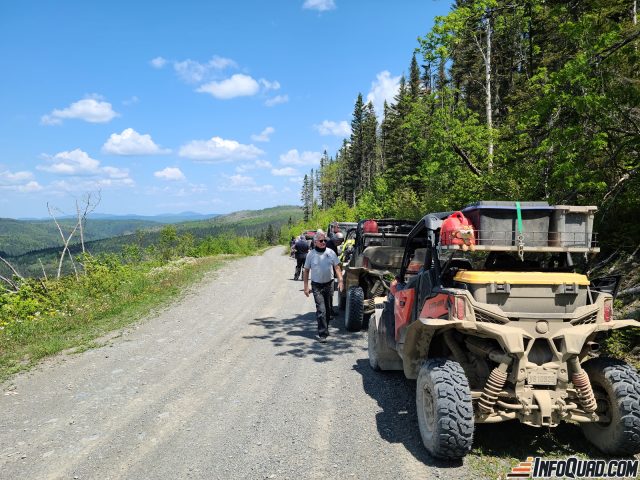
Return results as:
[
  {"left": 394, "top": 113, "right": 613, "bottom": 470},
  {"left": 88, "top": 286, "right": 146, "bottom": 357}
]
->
[
  {"left": 2, "top": 205, "right": 303, "bottom": 277},
  {"left": 0, "top": 217, "right": 164, "bottom": 257},
  {"left": 17, "top": 211, "right": 220, "bottom": 224}
]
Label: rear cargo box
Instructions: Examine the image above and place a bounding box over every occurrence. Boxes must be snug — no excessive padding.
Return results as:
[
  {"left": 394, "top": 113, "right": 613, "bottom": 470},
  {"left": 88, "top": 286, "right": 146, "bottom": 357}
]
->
[
  {"left": 462, "top": 201, "right": 553, "bottom": 247},
  {"left": 453, "top": 271, "right": 590, "bottom": 314},
  {"left": 549, "top": 205, "right": 597, "bottom": 247}
]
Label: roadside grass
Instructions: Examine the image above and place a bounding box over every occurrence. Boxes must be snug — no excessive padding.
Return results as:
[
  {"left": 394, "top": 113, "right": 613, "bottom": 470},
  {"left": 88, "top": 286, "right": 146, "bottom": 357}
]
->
[
  {"left": 468, "top": 421, "right": 620, "bottom": 479},
  {"left": 0, "top": 255, "right": 237, "bottom": 383}
]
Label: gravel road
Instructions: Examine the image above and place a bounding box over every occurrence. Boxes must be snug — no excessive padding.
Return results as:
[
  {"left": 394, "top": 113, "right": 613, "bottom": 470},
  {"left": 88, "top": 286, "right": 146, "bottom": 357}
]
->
[{"left": 0, "top": 247, "right": 470, "bottom": 479}]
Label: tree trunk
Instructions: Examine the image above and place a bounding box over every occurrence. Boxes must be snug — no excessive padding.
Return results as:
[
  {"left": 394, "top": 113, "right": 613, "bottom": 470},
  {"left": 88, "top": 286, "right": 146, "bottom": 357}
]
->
[{"left": 485, "top": 13, "right": 494, "bottom": 168}]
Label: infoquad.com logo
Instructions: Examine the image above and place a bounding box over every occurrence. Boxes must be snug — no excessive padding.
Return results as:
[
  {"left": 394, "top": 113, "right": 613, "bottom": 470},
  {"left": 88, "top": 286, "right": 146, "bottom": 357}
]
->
[{"left": 507, "top": 456, "right": 639, "bottom": 479}]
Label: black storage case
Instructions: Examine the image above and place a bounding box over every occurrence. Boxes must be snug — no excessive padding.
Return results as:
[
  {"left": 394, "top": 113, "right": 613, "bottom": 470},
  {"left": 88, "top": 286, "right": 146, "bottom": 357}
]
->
[{"left": 462, "top": 201, "right": 553, "bottom": 246}]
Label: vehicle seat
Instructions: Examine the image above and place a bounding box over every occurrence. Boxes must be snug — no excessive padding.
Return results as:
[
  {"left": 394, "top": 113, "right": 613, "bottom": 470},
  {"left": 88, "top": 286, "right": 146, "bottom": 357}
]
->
[
  {"left": 485, "top": 252, "right": 518, "bottom": 271},
  {"left": 406, "top": 248, "right": 428, "bottom": 276},
  {"left": 442, "top": 258, "right": 473, "bottom": 287}
]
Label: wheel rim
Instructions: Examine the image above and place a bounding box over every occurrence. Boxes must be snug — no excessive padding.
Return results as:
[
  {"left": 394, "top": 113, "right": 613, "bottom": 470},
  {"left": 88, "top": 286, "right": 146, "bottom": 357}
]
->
[{"left": 593, "top": 386, "right": 613, "bottom": 426}]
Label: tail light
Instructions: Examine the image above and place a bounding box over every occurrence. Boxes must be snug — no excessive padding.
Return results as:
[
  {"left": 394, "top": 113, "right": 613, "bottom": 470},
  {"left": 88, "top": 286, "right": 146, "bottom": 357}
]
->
[
  {"left": 362, "top": 256, "right": 370, "bottom": 269},
  {"left": 455, "top": 296, "right": 466, "bottom": 320},
  {"left": 604, "top": 300, "right": 612, "bottom": 322}
]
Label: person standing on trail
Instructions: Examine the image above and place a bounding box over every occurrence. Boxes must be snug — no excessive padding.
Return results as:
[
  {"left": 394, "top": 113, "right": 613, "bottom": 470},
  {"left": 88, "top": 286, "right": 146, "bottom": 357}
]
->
[
  {"left": 293, "top": 235, "right": 309, "bottom": 280},
  {"left": 303, "top": 231, "right": 343, "bottom": 343}
]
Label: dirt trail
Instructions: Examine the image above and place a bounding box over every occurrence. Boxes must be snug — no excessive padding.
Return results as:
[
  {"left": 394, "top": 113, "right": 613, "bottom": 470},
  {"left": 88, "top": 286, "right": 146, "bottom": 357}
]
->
[{"left": 0, "top": 247, "right": 469, "bottom": 479}]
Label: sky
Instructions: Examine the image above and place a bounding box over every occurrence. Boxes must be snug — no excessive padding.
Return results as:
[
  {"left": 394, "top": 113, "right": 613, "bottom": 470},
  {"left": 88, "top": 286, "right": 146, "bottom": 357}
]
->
[{"left": 0, "top": 0, "right": 451, "bottom": 218}]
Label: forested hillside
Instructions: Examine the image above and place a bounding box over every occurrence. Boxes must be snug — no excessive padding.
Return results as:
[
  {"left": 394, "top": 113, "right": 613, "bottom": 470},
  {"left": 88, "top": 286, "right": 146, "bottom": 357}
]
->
[
  {"left": 0, "top": 218, "right": 163, "bottom": 257},
  {"left": 301, "top": 0, "right": 639, "bottom": 253},
  {"left": 4, "top": 206, "right": 301, "bottom": 278}
]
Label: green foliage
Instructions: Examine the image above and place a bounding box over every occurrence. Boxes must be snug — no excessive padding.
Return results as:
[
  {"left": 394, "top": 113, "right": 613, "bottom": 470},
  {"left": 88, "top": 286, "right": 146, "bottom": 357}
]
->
[
  {"left": 0, "top": 218, "right": 162, "bottom": 257},
  {"left": 3, "top": 206, "right": 300, "bottom": 278},
  {"left": 191, "top": 235, "right": 260, "bottom": 256},
  {"left": 0, "top": 229, "right": 260, "bottom": 381}
]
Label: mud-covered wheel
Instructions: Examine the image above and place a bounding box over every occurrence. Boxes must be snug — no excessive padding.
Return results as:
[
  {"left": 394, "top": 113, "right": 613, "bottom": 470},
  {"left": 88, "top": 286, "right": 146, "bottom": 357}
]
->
[
  {"left": 344, "top": 286, "right": 364, "bottom": 331},
  {"left": 580, "top": 357, "right": 640, "bottom": 455},
  {"left": 416, "top": 358, "right": 474, "bottom": 460},
  {"left": 368, "top": 317, "right": 381, "bottom": 370},
  {"left": 368, "top": 314, "right": 401, "bottom": 371}
]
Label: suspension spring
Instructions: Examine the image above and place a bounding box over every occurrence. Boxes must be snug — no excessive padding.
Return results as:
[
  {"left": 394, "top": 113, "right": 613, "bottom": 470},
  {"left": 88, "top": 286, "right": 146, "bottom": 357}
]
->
[
  {"left": 479, "top": 366, "right": 508, "bottom": 413},
  {"left": 572, "top": 371, "right": 597, "bottom": 413},
  {"left": 371, "top": 280, "right": 385, "bottom": 297}
]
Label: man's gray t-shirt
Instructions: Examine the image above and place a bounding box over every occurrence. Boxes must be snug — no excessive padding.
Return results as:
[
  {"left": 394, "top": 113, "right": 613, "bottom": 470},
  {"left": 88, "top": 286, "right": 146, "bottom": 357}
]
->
[{"left": 304, "top": 248, "right": 339, "bottom": 283}]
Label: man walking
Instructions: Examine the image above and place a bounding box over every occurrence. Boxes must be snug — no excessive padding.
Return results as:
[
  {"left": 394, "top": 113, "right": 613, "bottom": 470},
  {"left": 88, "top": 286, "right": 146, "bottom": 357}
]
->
[
  {"left": 303, "top": 231, "right": 343, "bottom": 342},
  {"left": 293, "top": 234, "right": 309, "bottom": 280}
]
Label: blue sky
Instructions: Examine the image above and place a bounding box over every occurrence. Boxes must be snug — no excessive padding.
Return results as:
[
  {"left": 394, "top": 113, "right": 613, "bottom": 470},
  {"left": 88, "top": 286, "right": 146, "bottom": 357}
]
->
[{"left": 0, "top": 0, "right": 451, "bottom": 218}]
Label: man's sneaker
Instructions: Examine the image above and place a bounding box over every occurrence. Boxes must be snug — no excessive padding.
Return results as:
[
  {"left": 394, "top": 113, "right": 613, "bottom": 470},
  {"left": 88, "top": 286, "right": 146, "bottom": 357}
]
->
[{"left": 318, "top": 336, "right": 327, "bottom": 343}]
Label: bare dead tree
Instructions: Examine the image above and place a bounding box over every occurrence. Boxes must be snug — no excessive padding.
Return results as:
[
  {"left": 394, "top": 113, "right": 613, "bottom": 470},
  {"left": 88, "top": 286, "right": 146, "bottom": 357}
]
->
[
  {"left": 38, "top": 258, "right": 48, "bottom": 281},
  {"left": 76, "top": 191, "right": 101, "bottom": 255},
  {"left": 48, "top": 202, "right": 81, "bottom": 279},
  {"left": 0, "top": 255, "right": 21, "bottom": 291},
  {"left": 0, "top": 254, "right": 23, "bottom": 280},
  {"left": 48, "top": 192, "right": 101, "bottom": 279}
]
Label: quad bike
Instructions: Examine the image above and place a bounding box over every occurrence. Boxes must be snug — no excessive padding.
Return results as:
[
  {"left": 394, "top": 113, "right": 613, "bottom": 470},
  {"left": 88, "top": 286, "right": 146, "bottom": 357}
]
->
[
  {"left": 339, "top": 219, "right": 415, "bottom": 331},
  {"left": 368, "top": 205, "right": 640, "bottom": 459}
]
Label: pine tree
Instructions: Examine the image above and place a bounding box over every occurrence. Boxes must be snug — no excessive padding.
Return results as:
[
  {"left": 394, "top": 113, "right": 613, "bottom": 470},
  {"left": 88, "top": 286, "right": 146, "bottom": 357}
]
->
[
  {"left": 409, "top": 53, "right": 422, "bottom": 100},
  {"left": 301, "top": 174, "right": 311, "bottom": 221},
  {"left": 346, "top": 93, "right": 365, "bottom": 206}
]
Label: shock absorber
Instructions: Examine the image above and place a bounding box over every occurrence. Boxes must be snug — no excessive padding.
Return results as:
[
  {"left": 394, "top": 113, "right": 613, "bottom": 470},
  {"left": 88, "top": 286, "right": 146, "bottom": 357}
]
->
[
  {"left": 568, "top": 357, "right": 597, "bottom": 413},
  {"left": 479, "top": 363, "right": 509, "bottom": 413}
]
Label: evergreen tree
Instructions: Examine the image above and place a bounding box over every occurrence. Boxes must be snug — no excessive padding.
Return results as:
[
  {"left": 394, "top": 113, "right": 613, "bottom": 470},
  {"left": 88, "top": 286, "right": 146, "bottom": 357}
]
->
[
  {"left": 346, "top": 93, "right": 365, "bottom": 206},
  {"left": 301, "top": 174, "right": 311, "bottom": 222},
  {"left": 409, "top": 53, "right": 422, "bottom": 99}
]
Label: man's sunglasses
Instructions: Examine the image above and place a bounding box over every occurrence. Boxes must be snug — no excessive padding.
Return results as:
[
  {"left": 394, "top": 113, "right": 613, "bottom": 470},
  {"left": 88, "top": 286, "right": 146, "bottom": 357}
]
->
[{"left": 316, "top": 239, "right": 326, "bottom": 243}]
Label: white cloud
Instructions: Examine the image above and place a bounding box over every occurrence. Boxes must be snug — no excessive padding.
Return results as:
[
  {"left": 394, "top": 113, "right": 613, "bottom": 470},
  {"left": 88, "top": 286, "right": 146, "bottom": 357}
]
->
[
  {"left": 259, "top": 79, "right": 280, "bottom": 91},
  {"left": 173, "top": 56, "right": 238, "bottom": 83},
  {"left": 154, "top": 167, "right": 185, "bottom": 181},
  {"left": 102, "top": 128, "right": 171, "bottom": 155},
  {"left": 229, "top": 174, "right": 255, "bottom": 187},
  {"left": 265, "top": 95, "right": 289, "bottom": 107},
  {"left": 38, "top": 149, "right": 100, "bottom": 175},
  {"left": 50, "top": 177, "right": 134, "bottom": 192},
  {"left": 18, "top": 181, "right": 43, "bottom": 192},
  {"left": 179, "top": 136, "right": 264, "bottom": 162},
  {"left": 256, "top": 160, "right": 272, "bottom": 168},
  {"left": 196, "top": 74, "right": 261, "bottom": 99},
  {"left": 41, "top": 96, "right": 118, "bottom": 125},
  {"left": 366, "top": 71, "right": 401, "bottom": 119},
  {"left": 236, "top": 159, "right": 273, "bottom": 173},
  {"left": 303, "top": 0, "right": 336, "bottom": 12},
  {"left": 150, "top": 57, "right": 167, "bottom": 69},
  {"left": 0, "top": 170, "right": 43, "bottom": 192},
  {"left": 271, "top": 167, "right": 298, "bottom": 176},
  {"left": 314, "top": 120, "right": 350, "bottom": 137},
  {"left": 279, "top": 149, "right": 322, "bottom": 166},
  {"left": 0, "top": 170, "right": 33, "bottom": 183},
  {"left": 38, "top": 149, "right": 131, "bottom": 185},
  {"left": 251, "top": 126, "right": 275, "bottom": 142},
  {"left": 289, "top": 177, "right": 304, "bottom": 184},
  {"left": 209, "top": 56, "right": 237, "bottom": 70},
  {"left": 219, "top": 174, "right": 276, "bottom": 194}
]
